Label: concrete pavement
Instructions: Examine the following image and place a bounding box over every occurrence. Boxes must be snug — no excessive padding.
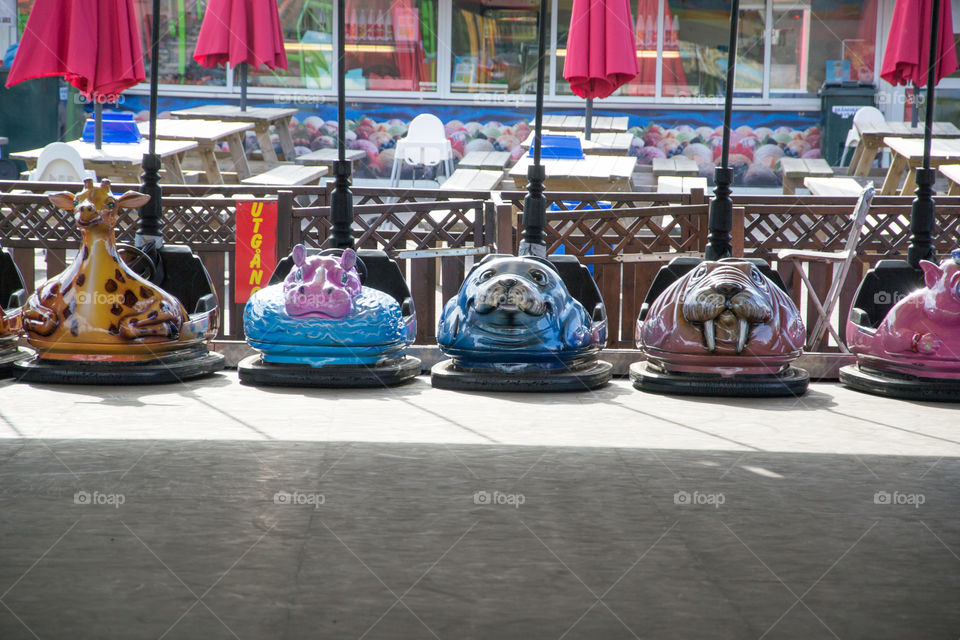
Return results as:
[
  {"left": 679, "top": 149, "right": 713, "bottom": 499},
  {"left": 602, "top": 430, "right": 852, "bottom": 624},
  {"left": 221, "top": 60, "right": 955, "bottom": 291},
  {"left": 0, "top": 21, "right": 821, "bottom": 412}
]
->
[{"left": 0, "top": 375, "right": 957, "bottom": 639}]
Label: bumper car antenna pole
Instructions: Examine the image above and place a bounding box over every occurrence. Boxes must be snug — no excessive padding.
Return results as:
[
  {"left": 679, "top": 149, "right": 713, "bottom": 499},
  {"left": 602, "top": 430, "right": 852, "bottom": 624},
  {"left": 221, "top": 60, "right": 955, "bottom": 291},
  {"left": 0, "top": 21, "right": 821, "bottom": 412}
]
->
[
  {"left": 519, "top": 0, "right": 548, "bottom": 259},
  {"left": 706, "top": 0, "right": 740, "bottom": 261},
  {"left": 138, "top": 0, "right": 163, "bottom": 253},
  {"left": 909, "top": 0, "right": 941, "bottom": 269},
  {"left": 330, "top": 0, "right": 354, "bottom": 251}
]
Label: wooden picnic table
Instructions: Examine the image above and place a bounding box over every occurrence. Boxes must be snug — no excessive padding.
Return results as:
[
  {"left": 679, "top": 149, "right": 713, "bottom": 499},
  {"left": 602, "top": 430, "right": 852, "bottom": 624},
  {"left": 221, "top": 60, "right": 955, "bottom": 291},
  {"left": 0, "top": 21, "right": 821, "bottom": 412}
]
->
[
  {"left": 294, "top": 147, "right": 366, "bottom": 171},
  {"left": 509, "top": 155, "right": 636, "bottom": 192},
  {"left": 657, "top": 176, "right": 708, "bottom": 194},
  {"left": 520, "top": 131, "right": 633, "bottom": 156},
  {"left": 440, "top": 169, "right": 503, "bottom": 191},
  {"left": 849, "top": 121, "right": 960, "bottom": 176},
  {"left": 137, "top": 119, "right": 253, "bottom": 183},
  {"left": 170, "top": 105, "right": 299, "bottom": 166},
  {"left": 537, "top": 115, "right": 630, "bottom": 133},
  {"left": 458, "top": 150, "right": 512, "bottom": 170},
  {"left": 880, "top": 137, "right": 960, "bottom": 195},
  {"left": 11, "top": 138, "right": 197, "bottom": 184},
  {"left": 803, "top": 177, "right": 865, "bottom": 197}
]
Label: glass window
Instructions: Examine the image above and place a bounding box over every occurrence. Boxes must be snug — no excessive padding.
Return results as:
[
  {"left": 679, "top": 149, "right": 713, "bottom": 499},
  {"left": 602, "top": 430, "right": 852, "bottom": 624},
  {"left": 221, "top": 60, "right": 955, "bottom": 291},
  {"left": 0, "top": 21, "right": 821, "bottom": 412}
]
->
[
  {"left": 135, "top": 0, "right": 227, "bottom": 86},
  {"left": 664, "top": 0, "right": 764, "bottom": 98},
  {"left": 247, "top": 0, "right": 334, "bottom": 90},
  {"left": 342, "top": 0, "right": 438, "bottom": 92},
  {"left": 451, "top": 0, "right": 547, "bottom": 95}
]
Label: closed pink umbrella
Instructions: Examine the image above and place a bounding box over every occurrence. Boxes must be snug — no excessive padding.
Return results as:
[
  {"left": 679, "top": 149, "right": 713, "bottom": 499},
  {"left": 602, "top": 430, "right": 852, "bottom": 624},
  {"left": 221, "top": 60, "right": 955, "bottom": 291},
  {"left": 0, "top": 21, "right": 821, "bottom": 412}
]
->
[
  {"left": 563, "top": 0, "right": 638, "bottom": 138},
  {"left": 193, "top": 0, "right": 288, "bottom": 110}
]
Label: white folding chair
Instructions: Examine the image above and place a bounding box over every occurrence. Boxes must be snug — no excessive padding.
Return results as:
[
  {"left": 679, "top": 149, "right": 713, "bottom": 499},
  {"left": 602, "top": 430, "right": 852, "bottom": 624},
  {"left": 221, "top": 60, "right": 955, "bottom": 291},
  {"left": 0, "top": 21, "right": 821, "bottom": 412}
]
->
[
  {"left": 390, "top": 114, "right": 453, "bottom": 187},
  {"left": 776, "top": 184, "right": 874, "bottom": 351},
  {"left": 29, "top": 142, "right": 97, "bottom": 182}
]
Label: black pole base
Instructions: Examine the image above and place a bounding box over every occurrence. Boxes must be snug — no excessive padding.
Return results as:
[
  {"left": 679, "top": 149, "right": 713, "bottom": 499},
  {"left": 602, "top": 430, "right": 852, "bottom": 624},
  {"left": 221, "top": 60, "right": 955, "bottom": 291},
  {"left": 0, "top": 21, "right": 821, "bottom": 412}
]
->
[
  {"left": 238, "top": 354, "right": 421, "bottom": 388},
  {"left": 14, "top": 346, "right": 224, "bottom": 385},
  {"left": 330, "top": 159, "right": 354, "bottom": 249},
  {"left": 138, "top": 152, "right": 163, "bottom": 251},
  {"left": 630, "top": 361, "right": 809, "bottom": 397},
  {"left": 430, "top": 358, "right": 612, "bottom": 393},
  {"left": 908, "top": 167, "right": 937, "bottom": 268},
  {"left": 706, "top": 166, "right": 734, "bottom": 261},
  {"left": 840, "top": 364, "right": 960, "bottom": 403},
  {"left": 520, "top": 164, "right": 547, "bottom": 257}
]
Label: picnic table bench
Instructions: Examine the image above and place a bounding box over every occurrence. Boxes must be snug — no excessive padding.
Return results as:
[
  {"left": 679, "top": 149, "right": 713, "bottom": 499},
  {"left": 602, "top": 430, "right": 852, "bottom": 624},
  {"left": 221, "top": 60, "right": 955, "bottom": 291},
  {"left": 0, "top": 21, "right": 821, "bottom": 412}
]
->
[
  {"left": 509, "top": 155, "right": 636, "bottom": 192},
  {"left": 652, "top": 157, "right": 700, "bottom": 178},
  {"left": 780, "top": 158, "right": 833, "bottom": 194},
  {"left": 938, "top": 164, "right": 960, "bottom": 195},
  {"left": 138, "top": 119, "right": 253, "bottom": 183},
  {"left": 849, "top": 120, "right": 960, "bottom": 176},
  {"left": 538, "top": 115, "right": 629, "bottom": 133},
  {"left": 241, "top": 164, "right": 329, "bottom": 186},
  {"left": 458, "top": 150, "right": 512, "bottom": 170},
  {"left": 440, "top": 169, "right": 503, "bottom": 191},
  {"left": 803, "top": 177, "right": 865, "bottom": 197},
  {"left": 171, "top": 105, "right": 299, "bottom": 166},
  {"left": 656, "top": 176, "right": 708, "bottom": 194},
  {"left": 881, "top": 137, "right": 960, "bottom": 195},
  {"left": 295, "top": 148, "right": 366, "bottom": 171}
]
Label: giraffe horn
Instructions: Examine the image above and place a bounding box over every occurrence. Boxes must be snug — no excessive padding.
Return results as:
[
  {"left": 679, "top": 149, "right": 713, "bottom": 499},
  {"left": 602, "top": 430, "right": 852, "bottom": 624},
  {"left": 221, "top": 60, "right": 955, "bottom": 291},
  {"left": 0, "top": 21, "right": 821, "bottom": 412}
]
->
[{"left": 83, "top": 177, "right": 94, "bottom": 189}]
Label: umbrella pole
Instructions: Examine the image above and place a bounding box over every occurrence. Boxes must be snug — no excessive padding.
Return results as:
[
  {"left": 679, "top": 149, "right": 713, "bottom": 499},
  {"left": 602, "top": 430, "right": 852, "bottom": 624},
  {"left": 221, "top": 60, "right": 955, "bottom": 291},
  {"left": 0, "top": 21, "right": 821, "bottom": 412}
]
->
[
  {"left": 911, "top": 84, "right": 919, "bottom": 128},
  {"left": 330, "top": 0, "right": 353, "bottom": 249},
  {"left": 240, "top": 62, "right": 248, "bottom": 112},
  {"left": 585, "top": 98, "right": 592, "bottom": 140},
  {"left": 94, "top": 102, "right": 103, "bottom": 150},
  {"left": 138, "top": 0, "right": 164, "bottom": 251},
  {"left": 908, "top": 0, "right": 941, "bottom": 268},
  {"left": 519, "top": 0, "right": 549, "bottom": 258},
  {"left": 705, "top": 0, "right": 740, "bottom": 261}
]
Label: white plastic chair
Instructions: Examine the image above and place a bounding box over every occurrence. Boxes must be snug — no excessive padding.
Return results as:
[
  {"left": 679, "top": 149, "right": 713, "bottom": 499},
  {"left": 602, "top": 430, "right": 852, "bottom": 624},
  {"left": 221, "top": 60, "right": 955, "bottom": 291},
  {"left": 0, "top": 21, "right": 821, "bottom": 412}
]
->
[
  {"left": 390, "top": 114, "right": 453, "bottom": 187},
  {"left": 842, "top": 106, "right": 885, "bottom": 167},
  {"left": 28, "top": 142, "right": 97, "bottom": 182}
]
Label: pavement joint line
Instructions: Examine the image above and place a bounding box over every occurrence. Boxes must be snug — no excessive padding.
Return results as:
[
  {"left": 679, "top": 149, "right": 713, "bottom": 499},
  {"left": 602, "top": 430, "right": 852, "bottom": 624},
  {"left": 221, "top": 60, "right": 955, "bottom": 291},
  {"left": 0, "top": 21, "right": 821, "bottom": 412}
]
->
[
  {"left": 825, "top": 408, "right": 960, "bottom": 448},
  {"left": 608, "top": 399, "right": 764, "bottom": 452}
]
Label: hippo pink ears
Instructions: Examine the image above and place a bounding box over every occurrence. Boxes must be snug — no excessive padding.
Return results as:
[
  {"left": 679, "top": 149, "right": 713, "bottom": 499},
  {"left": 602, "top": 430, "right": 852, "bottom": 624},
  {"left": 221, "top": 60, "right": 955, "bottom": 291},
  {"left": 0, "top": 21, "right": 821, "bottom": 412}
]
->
[
  {"left": 340, "top": 248, "right": 357, "bottom": 271},
  {"left": 292, "top": 244, "right": 307, "bottom": 267}
]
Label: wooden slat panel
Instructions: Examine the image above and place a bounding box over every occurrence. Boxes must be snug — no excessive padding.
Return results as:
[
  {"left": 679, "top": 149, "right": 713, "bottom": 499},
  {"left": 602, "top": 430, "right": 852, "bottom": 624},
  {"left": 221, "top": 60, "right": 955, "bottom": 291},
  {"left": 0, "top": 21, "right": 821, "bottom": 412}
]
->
[{"left": 11, "top": 248, "right": 35, "bottom": 293}]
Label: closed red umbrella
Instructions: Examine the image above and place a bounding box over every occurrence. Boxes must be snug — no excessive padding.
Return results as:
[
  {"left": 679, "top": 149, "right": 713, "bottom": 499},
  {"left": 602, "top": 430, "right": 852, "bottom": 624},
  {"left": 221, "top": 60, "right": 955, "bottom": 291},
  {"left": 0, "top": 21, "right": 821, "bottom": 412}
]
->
[
  {"left": 6, "top": 0, "right": 145, "bottom": 99},
  {"left": 5, "top": 0, "right": 145, "bottom": 149},
  {"left": 563, "top": 0, "right": 638, "bottom": 138},
  {"left": 194, "top": 0, "right": 288, "bottom": 110},
  {"left": 881, "top": 0, "right": 957, "bottom": 126},
  {"left": 882, "top": 0, "right": 957, "bottom": 87}
]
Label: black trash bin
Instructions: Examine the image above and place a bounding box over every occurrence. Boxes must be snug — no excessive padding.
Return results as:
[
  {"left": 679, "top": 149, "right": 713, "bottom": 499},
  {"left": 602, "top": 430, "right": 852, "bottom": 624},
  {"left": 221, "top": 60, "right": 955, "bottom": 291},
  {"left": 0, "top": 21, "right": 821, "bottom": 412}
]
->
[
  {"left": 819, "top": 82, "right": 876, "bottom": 167},
  {"left": 0, "top": 68, "right": 64, "bottom": 175}
]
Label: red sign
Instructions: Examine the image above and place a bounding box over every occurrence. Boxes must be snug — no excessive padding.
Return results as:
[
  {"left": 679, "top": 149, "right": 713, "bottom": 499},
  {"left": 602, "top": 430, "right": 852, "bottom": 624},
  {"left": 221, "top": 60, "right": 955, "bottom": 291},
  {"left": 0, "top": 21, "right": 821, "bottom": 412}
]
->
[{"left": 235, "top": 200, "right": 278, "bottom": 304}]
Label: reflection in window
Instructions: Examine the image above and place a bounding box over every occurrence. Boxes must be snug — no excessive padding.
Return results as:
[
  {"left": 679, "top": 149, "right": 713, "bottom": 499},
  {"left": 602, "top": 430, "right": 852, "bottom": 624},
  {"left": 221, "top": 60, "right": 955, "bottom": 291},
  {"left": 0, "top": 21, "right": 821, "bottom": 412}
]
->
[
  {"left": 133, "top": 0, "right": 225, "bottom": 86},
  {"left": 451, "top": 1, "right": 547, "bottom": 94},
  {"left": 343, "top": 0, "right": 438, "bottom": 92}
]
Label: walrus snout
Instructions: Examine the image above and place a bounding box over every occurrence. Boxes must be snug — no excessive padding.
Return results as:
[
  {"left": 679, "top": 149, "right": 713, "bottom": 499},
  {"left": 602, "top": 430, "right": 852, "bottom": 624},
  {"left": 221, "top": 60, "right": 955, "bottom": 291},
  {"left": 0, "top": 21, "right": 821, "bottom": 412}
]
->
[{"left": 682, "top": 287, "right": 774, "bottom": 353}]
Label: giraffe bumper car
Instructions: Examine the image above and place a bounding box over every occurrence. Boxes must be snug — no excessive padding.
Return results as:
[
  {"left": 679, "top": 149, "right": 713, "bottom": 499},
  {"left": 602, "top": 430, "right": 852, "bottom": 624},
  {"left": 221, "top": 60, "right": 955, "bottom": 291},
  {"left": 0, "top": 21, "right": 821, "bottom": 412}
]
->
[
  {"left": 631, "top": 258, "right": 809, "bottom": 397},
  {"left": 14, "top": 180, "right": 224, "bottom": 384},
  {"left": 238, "top": 245, "right": 420, "bottom": 387},
  {"left": 0, "top": 245, "right": 30, "bottom": 376}
]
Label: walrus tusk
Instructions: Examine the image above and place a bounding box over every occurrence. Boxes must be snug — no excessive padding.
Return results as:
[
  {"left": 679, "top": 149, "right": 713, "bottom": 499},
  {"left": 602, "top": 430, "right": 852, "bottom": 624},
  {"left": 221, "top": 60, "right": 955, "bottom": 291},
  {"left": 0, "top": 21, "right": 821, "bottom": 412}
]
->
[
  {"left": 703, "top": 319, "right": 716, "bottom": 352},
  {"left": 737, "top": 318, "right": 750, "bottom": 353}
]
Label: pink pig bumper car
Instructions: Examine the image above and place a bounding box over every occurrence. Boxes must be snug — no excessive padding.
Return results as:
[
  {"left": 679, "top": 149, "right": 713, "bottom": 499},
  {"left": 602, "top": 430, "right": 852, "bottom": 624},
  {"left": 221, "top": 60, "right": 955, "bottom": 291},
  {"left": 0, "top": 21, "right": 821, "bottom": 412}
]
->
[{"left": 841, "top": 250, "right": 960, "bottom": 401}]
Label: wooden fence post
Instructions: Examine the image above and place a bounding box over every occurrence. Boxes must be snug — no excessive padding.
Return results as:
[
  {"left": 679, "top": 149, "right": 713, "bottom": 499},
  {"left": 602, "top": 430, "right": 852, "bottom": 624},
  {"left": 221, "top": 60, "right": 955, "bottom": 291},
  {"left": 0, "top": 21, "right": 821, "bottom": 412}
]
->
[{"left": 276, "top": 190, "right": 294, "bottom": 257}]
